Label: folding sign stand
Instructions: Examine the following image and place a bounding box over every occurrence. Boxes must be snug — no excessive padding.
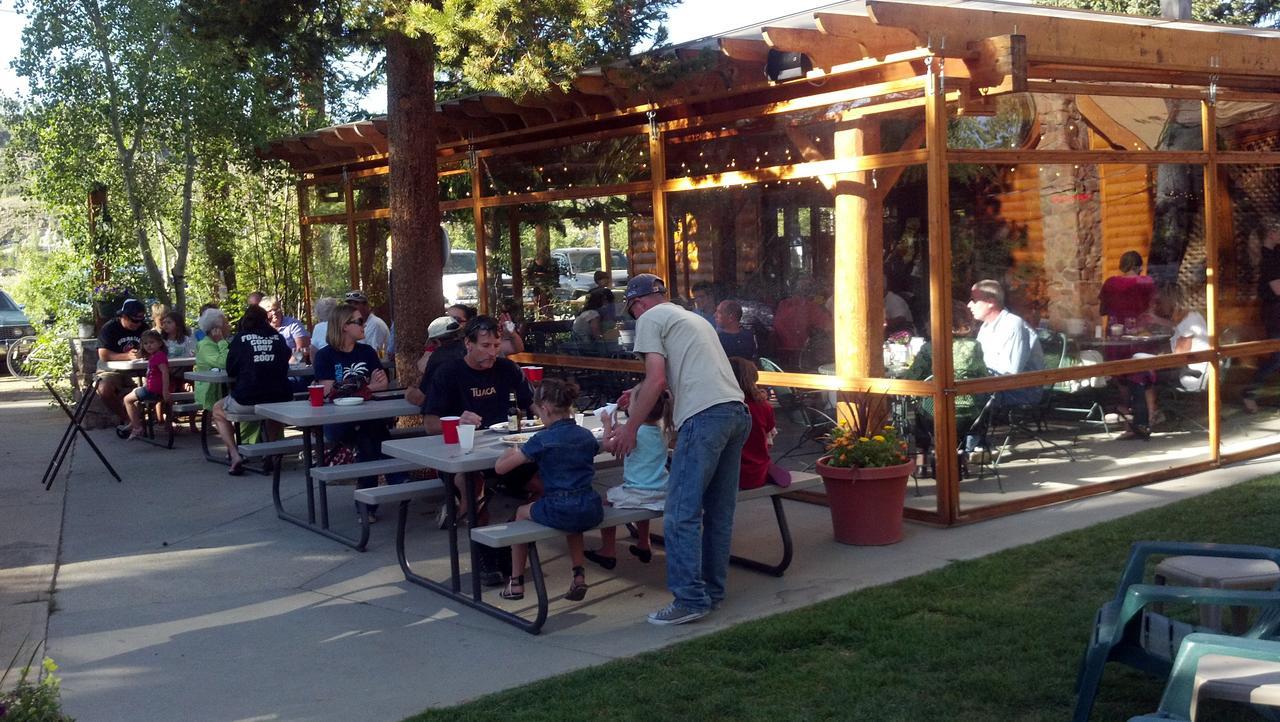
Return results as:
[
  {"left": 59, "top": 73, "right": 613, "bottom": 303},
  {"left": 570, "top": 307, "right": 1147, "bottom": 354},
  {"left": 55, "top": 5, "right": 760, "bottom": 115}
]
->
[{"left": 41, "top": 380, "right": 121, "bottom": 490}]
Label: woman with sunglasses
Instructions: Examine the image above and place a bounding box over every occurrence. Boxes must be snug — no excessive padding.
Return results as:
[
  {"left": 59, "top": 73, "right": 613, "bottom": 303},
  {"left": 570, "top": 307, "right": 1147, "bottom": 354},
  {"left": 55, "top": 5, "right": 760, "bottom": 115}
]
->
[{"left": 313, "top": 302, "right": 407, "bottom": 521}]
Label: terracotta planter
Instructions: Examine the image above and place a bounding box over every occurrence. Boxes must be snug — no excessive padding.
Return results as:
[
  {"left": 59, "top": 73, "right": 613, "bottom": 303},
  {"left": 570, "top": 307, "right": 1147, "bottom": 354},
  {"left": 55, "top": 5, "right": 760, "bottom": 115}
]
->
[{"left": 816, "top": 456, "right": 914, "bottom": 546}]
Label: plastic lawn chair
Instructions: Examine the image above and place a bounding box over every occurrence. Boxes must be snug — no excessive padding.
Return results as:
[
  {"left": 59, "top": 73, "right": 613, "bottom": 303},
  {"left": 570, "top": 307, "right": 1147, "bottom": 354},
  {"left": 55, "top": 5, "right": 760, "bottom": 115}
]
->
[
  {"left": 1074, "top": 541, "right": 1280, "bottom": 722},
  {"left": 1127, "top": 633, "right": 1280, "bottom": 721}
]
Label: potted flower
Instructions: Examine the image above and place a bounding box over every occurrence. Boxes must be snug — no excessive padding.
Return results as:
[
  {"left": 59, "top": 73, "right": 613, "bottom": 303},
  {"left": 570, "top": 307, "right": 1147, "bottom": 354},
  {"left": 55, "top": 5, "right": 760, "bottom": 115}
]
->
[
  {"left": 816, "top": 391, "right": 914, "bottom": 545},
  {"left": 91, "top": 284, "right": 128, "bottom": 321}
]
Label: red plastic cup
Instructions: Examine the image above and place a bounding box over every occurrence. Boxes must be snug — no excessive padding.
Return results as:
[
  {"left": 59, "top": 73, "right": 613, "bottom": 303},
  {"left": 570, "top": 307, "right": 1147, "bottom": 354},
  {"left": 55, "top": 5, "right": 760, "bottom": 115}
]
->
[
  {"left": 522, "top": 366, "right": 544, "bottom": 383},
  {"left": 307, "top": 384, "right": 325, "bottom": 407},
  {"left": 441, "top": 416, "right": 461, "bottom": 444}
]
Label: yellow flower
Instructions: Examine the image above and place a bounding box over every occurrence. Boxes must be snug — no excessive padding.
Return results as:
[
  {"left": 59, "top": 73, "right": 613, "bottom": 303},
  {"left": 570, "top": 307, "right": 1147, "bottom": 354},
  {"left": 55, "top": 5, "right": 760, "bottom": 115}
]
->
[
  {"left": 873, "top": 435, "right": 885, "bottom": 442},
  {"left": 883, "top": 425, "right": 894, "bottom": 431},
  {"left": 859, "top": 436, "right": 870, "bottom": 442}
]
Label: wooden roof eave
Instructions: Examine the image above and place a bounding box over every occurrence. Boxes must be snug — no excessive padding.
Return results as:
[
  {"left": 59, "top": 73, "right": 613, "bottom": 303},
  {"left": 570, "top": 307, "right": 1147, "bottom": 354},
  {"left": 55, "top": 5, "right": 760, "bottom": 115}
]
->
[{"left": 867, "top": 0, "right": 1280, "bottom": 79}]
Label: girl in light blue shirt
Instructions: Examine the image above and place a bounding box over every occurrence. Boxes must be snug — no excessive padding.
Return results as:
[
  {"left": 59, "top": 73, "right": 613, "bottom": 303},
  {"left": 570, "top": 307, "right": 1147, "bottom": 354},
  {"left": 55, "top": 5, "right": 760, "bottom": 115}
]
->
[{"left": 584, "top": 390, "right": 672, "bottom": 570}]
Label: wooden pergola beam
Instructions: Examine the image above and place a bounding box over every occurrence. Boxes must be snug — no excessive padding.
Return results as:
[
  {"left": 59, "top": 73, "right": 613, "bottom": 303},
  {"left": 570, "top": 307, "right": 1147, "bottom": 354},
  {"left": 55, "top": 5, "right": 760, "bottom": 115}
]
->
[
  {"left": 481, "top": 94, "right": 554, "bottom": 128},
  {"left": 762, "top": 26, "right": 865, "bottom": 70},
  {"left": 868, "top": 0, "right": 1280, "bottom": 78},
  {"left": 718, "top": 37, "right": 771, "bottom": 63},
  {"left": 814, "top": 12, "right": 921, "bottom": 58}
]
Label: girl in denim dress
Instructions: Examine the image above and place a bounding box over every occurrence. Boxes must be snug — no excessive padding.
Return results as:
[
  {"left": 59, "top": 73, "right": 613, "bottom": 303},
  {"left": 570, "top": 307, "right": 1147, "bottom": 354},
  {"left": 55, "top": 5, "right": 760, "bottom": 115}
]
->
[{"left": 495, "top": 378, "right": 603, "bottom": 602}]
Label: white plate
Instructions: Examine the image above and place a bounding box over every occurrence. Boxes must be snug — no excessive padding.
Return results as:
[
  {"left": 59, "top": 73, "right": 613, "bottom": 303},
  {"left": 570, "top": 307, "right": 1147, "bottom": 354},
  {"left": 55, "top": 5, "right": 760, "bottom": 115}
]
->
[
  {"left": 489, "top": 419, "right": 545, "bottom": 433},
  {"left": 501, "top": 433, "right": 534, "bottom": 444},
  {"left": 333, "top": 397, "right": 365, "bottom": 407}
]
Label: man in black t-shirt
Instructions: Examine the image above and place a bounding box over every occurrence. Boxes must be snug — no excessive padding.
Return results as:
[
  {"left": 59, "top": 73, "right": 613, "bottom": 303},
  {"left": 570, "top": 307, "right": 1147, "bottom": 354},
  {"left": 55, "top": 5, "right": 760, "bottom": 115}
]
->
[
  {"left": 422, "top": 316, "right": 533, "bottom": 430},
  {"left": 96, "top": 299, "right": 148, "bottom": 430},
  {"left": 422, "top": 316, "right": 536, "bottom": 585}
]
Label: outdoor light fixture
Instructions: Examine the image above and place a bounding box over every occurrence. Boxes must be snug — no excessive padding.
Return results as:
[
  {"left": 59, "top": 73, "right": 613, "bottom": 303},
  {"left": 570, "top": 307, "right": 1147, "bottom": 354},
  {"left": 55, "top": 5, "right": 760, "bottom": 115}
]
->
[{"left": 765, "top": 49, "right": 813, "bottom": 82}]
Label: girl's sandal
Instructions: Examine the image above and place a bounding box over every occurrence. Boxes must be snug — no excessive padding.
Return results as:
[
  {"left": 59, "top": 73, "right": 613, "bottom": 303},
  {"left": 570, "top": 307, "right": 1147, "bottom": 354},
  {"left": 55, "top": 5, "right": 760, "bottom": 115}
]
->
[
  {"left": 500, "top": 575, "right": 524, "bottom": 601},
  {"left": 583, "top": 549, "right": 617, "bottom": 570},
  {"left": 564, "top": 566, "right": 588, "bottom": 602}
]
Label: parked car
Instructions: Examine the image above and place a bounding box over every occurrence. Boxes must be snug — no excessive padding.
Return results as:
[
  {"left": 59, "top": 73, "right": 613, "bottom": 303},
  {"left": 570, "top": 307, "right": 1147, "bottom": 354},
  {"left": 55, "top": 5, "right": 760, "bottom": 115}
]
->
[
  {"left": 0, "top": 289, "right": 37, "bottom": 362},
  {"left": 552, "top": 247, "right": 630, "bottom": 299},
  {"left": 441, "top": 249, "right": 479, "bottom": 306}
]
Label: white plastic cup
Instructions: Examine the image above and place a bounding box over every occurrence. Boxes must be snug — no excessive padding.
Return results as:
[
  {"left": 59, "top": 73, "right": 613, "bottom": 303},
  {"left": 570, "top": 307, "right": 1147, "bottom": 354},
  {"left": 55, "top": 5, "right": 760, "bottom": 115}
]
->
[
  {"left": 575, "top": 412, "right": 586, "bottom": 426},
  {"left": 457, "top": 424, "right": 476, "bottom": 453}
]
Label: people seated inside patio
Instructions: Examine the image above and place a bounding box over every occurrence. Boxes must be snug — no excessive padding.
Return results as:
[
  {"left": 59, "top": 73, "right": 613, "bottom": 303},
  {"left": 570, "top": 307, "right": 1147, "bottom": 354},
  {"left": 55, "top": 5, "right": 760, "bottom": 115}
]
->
[
  {"left": 907, "top": 303, "right": 989, "bottom": 473},
  {"left": 1100, "top": 251, "right": 1159, "bottom": 439},
  {"left": 571, "top": 289, "right": 609, "bottom": 344},
  {"left": 772, "top": 280, "right": 833, "bottom": 370},
  {"left": 715, "top": 300, "right": 757, "bottom": 360},
  {"left": 691, "top": 280, "right": 717, "bottom": 324},
  {"left": 965, "top": 279, "right": 1044, "bottom": 453}
]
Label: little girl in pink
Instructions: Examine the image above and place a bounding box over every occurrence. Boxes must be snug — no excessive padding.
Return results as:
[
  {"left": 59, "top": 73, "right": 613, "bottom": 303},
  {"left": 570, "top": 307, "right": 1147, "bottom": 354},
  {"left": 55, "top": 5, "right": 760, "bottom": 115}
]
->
[{"left": 123, "top": 329, "right": 170, "bottom": 440}]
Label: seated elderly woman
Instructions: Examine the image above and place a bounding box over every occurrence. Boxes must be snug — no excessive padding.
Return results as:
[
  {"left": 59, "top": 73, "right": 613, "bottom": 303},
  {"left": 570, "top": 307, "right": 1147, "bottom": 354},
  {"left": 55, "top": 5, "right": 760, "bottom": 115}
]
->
[
  {"left": 213, "top": 305, "right": 292, "bottom": 475},
  {"left": 313, "top": 301, "right": 408, "bottom": 522},
  {"left": 906, "top": 302, "right": 989, "bottom": 473}
]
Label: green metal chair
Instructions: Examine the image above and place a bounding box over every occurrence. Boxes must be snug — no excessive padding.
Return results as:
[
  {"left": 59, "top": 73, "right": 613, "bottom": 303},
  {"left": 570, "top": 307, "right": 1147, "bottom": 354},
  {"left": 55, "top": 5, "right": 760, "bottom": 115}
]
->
[
  {"left": 1074, "top": 541, "right": 1280, "bottom": 722},
  {"left": 1127, "top": 633, "right": 1280, "bottom": 721},
  {"left": 759, "top": 356, "right": 837, "bottom": 468}
]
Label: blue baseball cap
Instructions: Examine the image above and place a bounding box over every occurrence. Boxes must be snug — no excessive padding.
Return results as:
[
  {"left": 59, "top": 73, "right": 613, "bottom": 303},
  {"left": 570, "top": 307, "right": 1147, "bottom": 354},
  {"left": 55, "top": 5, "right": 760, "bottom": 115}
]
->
[{"left": 623, "top": 274, "right": 666, "bottom": 303}]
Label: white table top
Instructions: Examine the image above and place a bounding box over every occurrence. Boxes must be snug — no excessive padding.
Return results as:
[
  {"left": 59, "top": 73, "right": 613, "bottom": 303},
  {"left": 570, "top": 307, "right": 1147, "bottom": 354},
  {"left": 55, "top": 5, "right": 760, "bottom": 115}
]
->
[
  {"left": 183, "top": 365, "right": 311, "bottom": 384},
  {"left": 382, "top": 416, "right": 608, "bottom": 474},
  {"left": 105, "top": 356, "right": 196, "bottom": 372},
  {"left": 254, "top": 398, "right": 420, "bottom": 427}
]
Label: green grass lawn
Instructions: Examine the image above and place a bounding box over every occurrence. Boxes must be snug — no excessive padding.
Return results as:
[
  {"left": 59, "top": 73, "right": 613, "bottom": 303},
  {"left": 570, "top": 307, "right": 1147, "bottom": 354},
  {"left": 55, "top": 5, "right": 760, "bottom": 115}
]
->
[{"left": 408, "top": 476, "right": 1280, "bottom": 722}]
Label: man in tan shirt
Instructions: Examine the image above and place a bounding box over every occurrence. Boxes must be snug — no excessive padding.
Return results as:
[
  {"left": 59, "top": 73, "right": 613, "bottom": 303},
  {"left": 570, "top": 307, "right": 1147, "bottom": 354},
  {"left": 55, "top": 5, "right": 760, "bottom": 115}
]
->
[{"left": 614, "top": 274, "right": 750, "bottom": 626}]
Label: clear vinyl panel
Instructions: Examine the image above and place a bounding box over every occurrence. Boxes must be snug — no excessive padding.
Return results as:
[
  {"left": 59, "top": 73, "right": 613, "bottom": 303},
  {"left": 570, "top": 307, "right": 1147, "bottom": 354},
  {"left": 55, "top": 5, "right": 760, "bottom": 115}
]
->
[
  {"left": 949, "top": 92, "right": 1203, "bottom": 152},
  {"left": 945, "top": 159, "right": 1212, "bottom": 511},
  {"left": 1218, "top": 165, "right": 1280, "bottom": 448},
  {"left": 463, "top": 195, "right": 647, "bottom": 357},
  {"left": 954, "top": 368, "right": 1210, "bottom": 513}
]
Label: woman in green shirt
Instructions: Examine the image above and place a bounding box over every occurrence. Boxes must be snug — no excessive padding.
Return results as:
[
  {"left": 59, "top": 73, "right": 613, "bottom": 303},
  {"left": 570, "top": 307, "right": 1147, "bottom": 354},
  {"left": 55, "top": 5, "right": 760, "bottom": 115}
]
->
[{"left": 195, "top": 308, "right": 231, "bottom": 409}]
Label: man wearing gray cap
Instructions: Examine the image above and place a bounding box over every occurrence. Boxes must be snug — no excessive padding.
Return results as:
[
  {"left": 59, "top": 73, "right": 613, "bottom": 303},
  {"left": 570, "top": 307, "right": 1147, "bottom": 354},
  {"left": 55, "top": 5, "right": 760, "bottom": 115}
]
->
[{"left": 613, "top": 273, "right": 750, "bottom": 625}]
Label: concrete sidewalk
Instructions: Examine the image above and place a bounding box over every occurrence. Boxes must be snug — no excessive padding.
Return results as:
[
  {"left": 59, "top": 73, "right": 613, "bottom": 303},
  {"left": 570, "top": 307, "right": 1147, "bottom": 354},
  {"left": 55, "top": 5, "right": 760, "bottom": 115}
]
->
[
  {"left": 5, "top": 372, "right": 1280, "bottom": 721},
  {"left": 0, "top": 375, "right": 68, "bottom": 688}
]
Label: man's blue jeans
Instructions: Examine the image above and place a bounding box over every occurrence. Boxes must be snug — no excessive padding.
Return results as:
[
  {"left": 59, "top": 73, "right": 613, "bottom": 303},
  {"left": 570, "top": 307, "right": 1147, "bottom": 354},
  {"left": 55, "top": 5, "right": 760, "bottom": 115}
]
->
[{"left": 663, "top": 401, "right": 751, "bottom": 612}]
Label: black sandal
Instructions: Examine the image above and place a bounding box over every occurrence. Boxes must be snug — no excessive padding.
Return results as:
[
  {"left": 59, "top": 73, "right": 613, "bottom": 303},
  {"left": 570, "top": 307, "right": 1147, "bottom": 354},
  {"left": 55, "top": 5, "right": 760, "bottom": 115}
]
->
[
  {"left": 228, "top": 460, "right": 246, "bottom": 476},
  {"left": 565, "top": 566, "right": 588, "bottom": 601},
  {"left": 628, "top": 545, "right": 652, "bottom": 564},
  {"left": 500, "top": 575, "right": 524, "bottom": 600},
  {"left": 583, "top": 549, "right": 617, "bottom": 570}
]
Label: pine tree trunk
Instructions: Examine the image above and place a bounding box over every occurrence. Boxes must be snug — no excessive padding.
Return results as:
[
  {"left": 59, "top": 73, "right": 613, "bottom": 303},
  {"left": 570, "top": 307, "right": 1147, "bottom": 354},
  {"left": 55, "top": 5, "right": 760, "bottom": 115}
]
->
[{"left": 386, "top": 31, "right": 441, "bottom": 395}]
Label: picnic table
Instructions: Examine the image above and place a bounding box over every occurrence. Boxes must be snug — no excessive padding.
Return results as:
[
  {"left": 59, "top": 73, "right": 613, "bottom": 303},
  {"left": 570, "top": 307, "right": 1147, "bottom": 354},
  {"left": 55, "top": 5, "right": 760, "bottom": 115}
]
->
[
  {"left": 105, "top": 356, "right": 197, "bottom": 372},
  {"left": 254, "top": 397, "right": 421, "bottom": 549},
  {"left": 380, "top": 421, "right": 819, "bottom": 634},
  {"left": 379, "top": 419, "right": 614, "bottom": 631}
]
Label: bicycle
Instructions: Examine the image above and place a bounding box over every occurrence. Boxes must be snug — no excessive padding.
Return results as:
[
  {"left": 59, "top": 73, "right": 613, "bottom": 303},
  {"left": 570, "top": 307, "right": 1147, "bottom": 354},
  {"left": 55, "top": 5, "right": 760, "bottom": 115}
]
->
[{"left": 4, "top": 335, "right": 41, "bottom": 379}]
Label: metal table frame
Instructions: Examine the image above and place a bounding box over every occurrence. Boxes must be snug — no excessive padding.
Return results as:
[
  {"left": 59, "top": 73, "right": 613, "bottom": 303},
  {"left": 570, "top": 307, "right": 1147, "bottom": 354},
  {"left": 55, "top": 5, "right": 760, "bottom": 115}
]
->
[{"left": 255, "top": 398, "right": 420, "bottom": 551}]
